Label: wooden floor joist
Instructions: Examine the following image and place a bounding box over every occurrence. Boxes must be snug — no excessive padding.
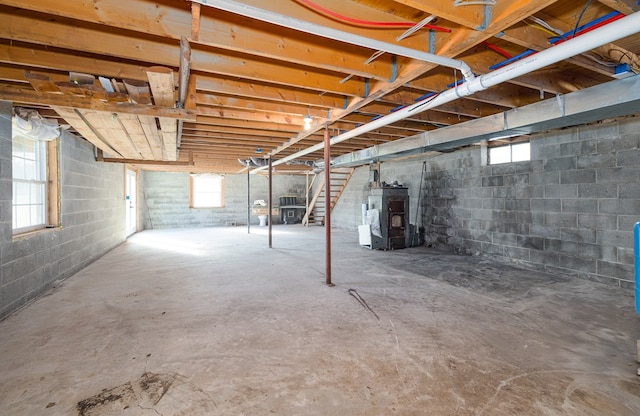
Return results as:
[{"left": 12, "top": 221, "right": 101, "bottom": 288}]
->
[{"left": 147, "top": 66, "right": 178, "bottom": 161}]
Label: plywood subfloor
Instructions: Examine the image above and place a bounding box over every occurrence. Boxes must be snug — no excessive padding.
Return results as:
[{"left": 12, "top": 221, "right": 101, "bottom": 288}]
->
[{"left": 1, "top": 226, "right": 639, "bottom": 415}]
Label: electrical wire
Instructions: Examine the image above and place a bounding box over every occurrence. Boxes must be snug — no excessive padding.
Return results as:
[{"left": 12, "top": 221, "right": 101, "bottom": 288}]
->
[
  {"left": 410, "top": 91, "right": 441, "bottom": 112},
  {"left": 583, "top": 52, "right": 618, "bottom": 67},
  {"left": 364, "top": 50, "right": 386, "bottom": 64},
  {"left": 491, "top": 11, "right": 625, "bottom": 71},
  {"left": 397, "top": 15, "right": 436, "bottom": 41},
  {"left": 571, "top": 0, "right": 593, "bottom": 39},
  {"left": 608, "top": 49, "right": 640, "bottom": 73},
  {"left": 294, "top": 0, "right": 451, "bottom": 32},
  {"left": 526, "top": 22, "right": 559, "bottom": 37},
  {"left": 527, "top": 16, "right": 563, "bottom": 36}
]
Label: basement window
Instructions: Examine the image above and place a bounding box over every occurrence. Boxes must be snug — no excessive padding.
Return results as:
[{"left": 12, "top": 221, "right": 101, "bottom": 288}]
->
[
  {"left": 190, "top": 174, "right": 224, "bottom": 208},
  {"left": 488, "top": 141, "right": 530, "bottom": 165},
  {"left": 12, "top": 135, "right": 59, "bottom": 234}
]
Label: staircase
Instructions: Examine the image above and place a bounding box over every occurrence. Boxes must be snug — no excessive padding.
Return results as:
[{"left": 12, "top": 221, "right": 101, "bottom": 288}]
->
[{"left": 302, "top": 167, "right": 355, "bottom": 226}]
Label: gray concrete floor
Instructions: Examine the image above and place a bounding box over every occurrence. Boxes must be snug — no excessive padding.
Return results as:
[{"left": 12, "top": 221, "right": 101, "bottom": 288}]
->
[{"left": 1, "top": 225, "right": 640, "bottom": 415}]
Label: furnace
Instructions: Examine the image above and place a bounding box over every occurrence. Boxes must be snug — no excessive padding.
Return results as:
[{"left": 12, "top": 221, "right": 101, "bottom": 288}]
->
[{"left": 367, "top": 185, "right": 409, "bottom": 250}]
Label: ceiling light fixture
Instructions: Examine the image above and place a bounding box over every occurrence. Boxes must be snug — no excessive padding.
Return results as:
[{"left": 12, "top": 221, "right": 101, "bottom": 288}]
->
[{"left": 303, "top": 114, "right": 313, "bottom": 131}]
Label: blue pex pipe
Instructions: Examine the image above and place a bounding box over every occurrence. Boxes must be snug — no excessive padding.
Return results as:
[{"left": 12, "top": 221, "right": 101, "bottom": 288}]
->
[
  {"left": 489, "top": 49, "right": 536, "bottom": 70},
  {"left": 549, "top": 11, "right": 622, "bottom": 44},
  {"left": 490, "top": 11, "right": 623, "bottom": 71},
  {"left": 414, "top": 92, "right": 436, "bottom": 102},
  {"left": 635, "top": 222, "right": 640, "bottom": 314}
]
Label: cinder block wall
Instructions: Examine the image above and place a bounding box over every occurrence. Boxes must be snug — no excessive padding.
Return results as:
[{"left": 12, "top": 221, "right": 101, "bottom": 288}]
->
[
  {"left": 331, "top": 164, "right": 427, "bottom": 229},
  {"left": 0, "top": 101, "right": 126, "bottom": 320},
  {"left": 141, "top": 171, "right": 307, "bottom": 228},
  {"left": 332, "top": 117, "right": 640, "bottom": 287}
]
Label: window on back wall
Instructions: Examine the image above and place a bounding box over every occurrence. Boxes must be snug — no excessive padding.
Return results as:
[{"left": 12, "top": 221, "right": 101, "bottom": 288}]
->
[
  {"left": 190, "top": 174, "right": 224, "bottom": 208},
  {"left": 488, "top": 140, "right": 530, "bottom": 165},
  {"left": 12, "top": 135, "right": 59, "bottom": 233}
]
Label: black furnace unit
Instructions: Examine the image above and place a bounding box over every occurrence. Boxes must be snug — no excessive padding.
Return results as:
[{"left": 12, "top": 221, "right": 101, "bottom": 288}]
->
[
  {"left": 368, "top": 186, "right": 409, "bottom": 250},
  {"left": 279, "top": 195, "right": 306, "bottom": 224}
]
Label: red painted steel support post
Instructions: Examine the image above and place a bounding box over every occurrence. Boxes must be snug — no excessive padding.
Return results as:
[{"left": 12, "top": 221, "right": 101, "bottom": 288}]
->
[
  {"left": 268, "top": 156, "right": 273, "bottom": 248},
  {"left": 324, "top": 127, "right": 332, "bottom": 286}
]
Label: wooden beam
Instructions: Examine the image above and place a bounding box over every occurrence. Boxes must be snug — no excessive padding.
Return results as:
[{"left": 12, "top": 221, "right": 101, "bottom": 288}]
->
[
  {"left": 0, "top": 44, "right": 149, "bottom": 83},
  {"left": 147, "top": 67, "right": 178, "bottom": 160},
  {"left": 182, "top": 136, "right": 287, "bottom": 146},
  {"left": 177, "top": 37, "right": 192, "bottom": 151},
  {"left": 123, "top": 79, "right": 152, "bottom": 105},
  {"left": 1, "top": 44, "right": 346, "bottom": 115},
  {"left": 2, "top": 0, "right": 397, "bottom": 82},
  {"left": 52, "top": 107, "right": 121, "bottom": 156},
  {"left": 23, "top": 72, "right": 62, "bottom": 94},
  {"left": 80, "top": 110, "right": 141, "bottom": 159},
  {"left": 182, "top": 124, "right": 293, "bottom": 138},
  {"left": 196, "top": 75, "right": 344, "bottom": 109},
  {"left": 191, "top": 1, "right": 201, "bottom": 41},
  {"left": 197, "top": 106, "right": 307, "bottom": 126},
  {"left": 191, "top": 116, "right": 303, "bottom": 133},
  {"left": 207, "top": 0, "right": 433, "bottom": 50},
  {"left": 269, "top": 0, "right": 561, "bottom": 156},
  {"left": 96, "top": 149, "right": 193, "bottom": 166},
  {"left": 115, "top": 113, "right": 156, "bottom": 160},
  {"left": 146, "top": 67, "right": 176, "bottom": 105},
  {"left": 185, "top": 75, "right": 198, "bottom": 111},
  {"left": 0, "top": 86, "right": 196, "bottom": 121},
  {"left": 197, "top": 92, "right": 326, "bottom": 119},
  {"left": 137, "top": 115, "right": 166, "bottom": 160},
  {"left": 597, "top": 0, "right": 640, "bottom": 15},
  {"left": 0, "top": 9, "right": 366, "bottom": 97},
  {"left": 178, "top": 38, "right": 192, "bottom": 108},
  {"left": 0, "top": 43, "right": 345, "bottom": 110}
]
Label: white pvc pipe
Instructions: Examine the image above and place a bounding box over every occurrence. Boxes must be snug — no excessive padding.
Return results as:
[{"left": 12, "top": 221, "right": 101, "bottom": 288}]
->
[
  {"left": 192, "top": 0, "right": 474, "bottom": 80},
  {"left": 265, "top": 11, "right": 640, "bottom": 169}
]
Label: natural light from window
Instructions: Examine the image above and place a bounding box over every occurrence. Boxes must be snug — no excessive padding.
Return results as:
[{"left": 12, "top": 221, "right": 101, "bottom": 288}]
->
[
  {"left": 191, "top": 174, "right": 224, "bottom": 208},
  {"left": 12, "top": 135, "right": 47, "bottom": 232},
  {"left": 489, "top": 142, "right": 530, "bottom": 165}
]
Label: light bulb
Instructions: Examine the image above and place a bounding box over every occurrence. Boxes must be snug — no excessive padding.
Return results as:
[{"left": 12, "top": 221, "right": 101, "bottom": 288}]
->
[{"left": 303, "top": 115, "right": 312, "bottom": 131}]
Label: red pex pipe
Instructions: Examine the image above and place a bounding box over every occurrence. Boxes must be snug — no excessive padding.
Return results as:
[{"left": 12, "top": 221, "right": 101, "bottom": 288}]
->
[
  {"left": 481, "top": 41, "right": 512, "bottom": 59},
  {"left": 553, "top": 12, "right": 624, "bottom": 45},
  {"left": 296, "top": 0, "right": 451, "bottom": 33}
]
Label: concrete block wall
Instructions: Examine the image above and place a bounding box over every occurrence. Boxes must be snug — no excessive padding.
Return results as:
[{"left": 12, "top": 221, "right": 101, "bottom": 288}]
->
[
  {"left": 422, "top": 118, "right": 639, "bottom": 286},
  {"left": 331, "top": 116, "right": 640, "bottom": 287},
  {"left": 141, "top": 171, "right": 307, "bottom": 228},
  {"left": 0, "top": 101, "right": 126, "bottom": 319},
  {"left": 136, "top": 168, "right": 147, "bottom": 232},
  {"left": 331, "top": 161, "right": 427, "bottom": 230}
]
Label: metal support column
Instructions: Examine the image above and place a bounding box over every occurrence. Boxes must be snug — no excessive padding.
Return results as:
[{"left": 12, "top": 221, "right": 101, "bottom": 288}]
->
[
  {"left": 324, "top": 127, "right": 332, "bottom": 286},
  {"left": 635, "top": 222, "right": 639, "bottom": 314},
  {"left": 247, "top": 170, "right": 251, "bottom": 234},
  {"left": 305, "top": 172, "right": 309, "bottom": 228},
  {"left": 268, "top": 157, "right": 273, "bottom": 248}
]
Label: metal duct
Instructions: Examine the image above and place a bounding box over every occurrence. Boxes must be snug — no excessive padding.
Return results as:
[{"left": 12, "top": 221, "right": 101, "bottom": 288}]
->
[
  {"left": 250, "top": 157, "right": 269, "bottom": 166},
  {"left": 330, "top": 74, "right": 640, "bottom": 167}
]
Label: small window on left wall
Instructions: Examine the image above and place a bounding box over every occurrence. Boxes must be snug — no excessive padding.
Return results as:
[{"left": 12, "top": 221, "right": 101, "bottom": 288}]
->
[{"left": 12, "top": 135, "right": 59, "bottom": 234}]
